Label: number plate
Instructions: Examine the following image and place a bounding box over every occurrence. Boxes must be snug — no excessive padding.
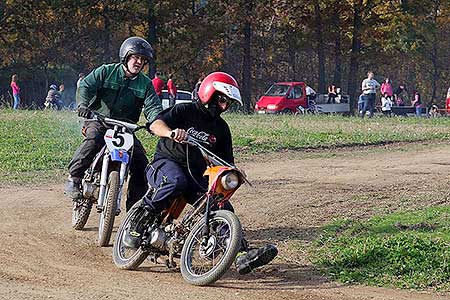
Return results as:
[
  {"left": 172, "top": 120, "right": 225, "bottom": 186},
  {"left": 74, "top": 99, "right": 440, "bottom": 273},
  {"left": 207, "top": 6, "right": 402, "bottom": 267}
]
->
[{"left": 104, "top": 129, "right": 134, "bottom": 151}]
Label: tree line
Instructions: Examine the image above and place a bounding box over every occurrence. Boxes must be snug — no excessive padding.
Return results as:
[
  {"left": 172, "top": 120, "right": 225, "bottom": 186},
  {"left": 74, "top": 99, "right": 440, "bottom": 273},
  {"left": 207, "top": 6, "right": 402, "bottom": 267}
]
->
[{"left": 0, "top": 0, "right": 449, "bottom": 112}]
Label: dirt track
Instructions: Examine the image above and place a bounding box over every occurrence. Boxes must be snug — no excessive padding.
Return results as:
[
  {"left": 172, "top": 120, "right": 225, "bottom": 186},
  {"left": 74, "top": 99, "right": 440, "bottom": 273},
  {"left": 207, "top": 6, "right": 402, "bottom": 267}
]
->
[{"left": 1, "top": 142, "right": 450, "bottom": 300}]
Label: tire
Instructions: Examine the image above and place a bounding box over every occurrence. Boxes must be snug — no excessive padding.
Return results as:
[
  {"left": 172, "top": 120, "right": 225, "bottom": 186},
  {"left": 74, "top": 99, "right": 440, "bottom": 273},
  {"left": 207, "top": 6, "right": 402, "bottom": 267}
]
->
[
  {"left": 112, "top": 200, "right": 148, "bottom": 269},
  {"left": 282, "top": 108, "right": 292, "bottom": 114},
  {"left": 180, "top": 210, "right": 243, "bottom": 286},
  {"left": 72, "top": 200, "right": 92, "bottom": 230},
  {"left": 98, "top": 171, "right": 119, "bottom": 247}
]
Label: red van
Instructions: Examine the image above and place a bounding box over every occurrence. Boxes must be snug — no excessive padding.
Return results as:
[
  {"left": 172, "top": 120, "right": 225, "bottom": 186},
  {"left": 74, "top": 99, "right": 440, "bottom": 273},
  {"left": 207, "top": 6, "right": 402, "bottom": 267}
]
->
[{"left": 255, "top": 82, "right": 307, "bottom": 114}]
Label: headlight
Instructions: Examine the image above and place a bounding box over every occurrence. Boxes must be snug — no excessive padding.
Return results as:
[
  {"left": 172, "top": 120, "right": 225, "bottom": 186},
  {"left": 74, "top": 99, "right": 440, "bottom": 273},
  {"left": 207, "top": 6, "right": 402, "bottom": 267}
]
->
[{"left": 221, "top": 172, "right": 240, "bottom": 190}]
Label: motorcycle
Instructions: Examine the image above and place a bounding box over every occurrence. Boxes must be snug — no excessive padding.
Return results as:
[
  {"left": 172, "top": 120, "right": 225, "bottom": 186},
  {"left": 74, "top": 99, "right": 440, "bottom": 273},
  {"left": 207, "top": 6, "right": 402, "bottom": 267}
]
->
[
  {"left": 112, "top": 134, "right": 249, "bottom": 286},
  {"left": 71, "top": 113, "right": 146, "bottom": 247}
]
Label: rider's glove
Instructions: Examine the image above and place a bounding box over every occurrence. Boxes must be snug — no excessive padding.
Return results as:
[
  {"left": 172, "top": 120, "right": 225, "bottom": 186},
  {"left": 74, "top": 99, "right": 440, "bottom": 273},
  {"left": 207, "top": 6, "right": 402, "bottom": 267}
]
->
[{"left": 78, "top": 106, "right": 93, "bottom": 119}]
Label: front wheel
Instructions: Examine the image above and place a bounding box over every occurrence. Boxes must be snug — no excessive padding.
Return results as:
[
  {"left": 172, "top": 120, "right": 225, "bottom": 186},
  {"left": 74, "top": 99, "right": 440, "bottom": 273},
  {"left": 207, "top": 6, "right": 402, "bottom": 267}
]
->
[
  {"left": 112, "top": 200, "right": 148, "bottom": 269},
  {"left": 180, "top": 210, "right": 243, "bottom": 286},
  {"left": 72, "top": 199, "right": 92, "bottom": 230},
  {"left": 98, "top": 170, "right": 119, "bottom": 247}
]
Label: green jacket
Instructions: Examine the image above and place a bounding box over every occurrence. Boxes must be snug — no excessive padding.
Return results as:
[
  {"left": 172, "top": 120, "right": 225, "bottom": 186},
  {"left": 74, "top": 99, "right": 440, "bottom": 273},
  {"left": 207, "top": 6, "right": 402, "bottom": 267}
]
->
[{"left": 77, "top": 63, "right": 162, "bottom": 123}]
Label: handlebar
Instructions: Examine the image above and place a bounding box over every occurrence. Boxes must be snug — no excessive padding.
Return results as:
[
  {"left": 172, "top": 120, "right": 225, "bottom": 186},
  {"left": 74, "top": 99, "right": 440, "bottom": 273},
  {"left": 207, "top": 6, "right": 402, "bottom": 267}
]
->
[{"left": 86, "top": 112, "right": 145, "bottom": 133}]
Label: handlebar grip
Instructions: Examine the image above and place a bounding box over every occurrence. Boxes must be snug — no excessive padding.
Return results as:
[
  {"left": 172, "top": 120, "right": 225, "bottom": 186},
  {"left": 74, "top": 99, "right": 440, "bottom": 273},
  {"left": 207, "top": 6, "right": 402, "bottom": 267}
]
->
[{"left": 170, "top": 131, "right": 175, "bottom": 139}]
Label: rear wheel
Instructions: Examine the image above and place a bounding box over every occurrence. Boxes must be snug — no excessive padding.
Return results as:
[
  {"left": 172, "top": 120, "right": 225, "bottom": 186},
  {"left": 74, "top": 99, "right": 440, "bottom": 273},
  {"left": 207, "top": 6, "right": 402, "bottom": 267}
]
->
[
  {"left": 112, "top": 200, "right": 148, "bottom": 269},
  {"left": 180, "top": 210, "right": 243, "bottom": 286},
  {"left": 72, "top": 199, "right": 92, "bottom": 230},
  {"left": 98, "top": 171, "right": 119, "bottom": 247}
]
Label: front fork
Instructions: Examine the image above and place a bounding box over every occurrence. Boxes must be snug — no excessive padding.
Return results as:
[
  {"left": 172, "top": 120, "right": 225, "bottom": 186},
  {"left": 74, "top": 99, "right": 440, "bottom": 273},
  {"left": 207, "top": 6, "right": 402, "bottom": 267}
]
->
[
  {"left": 201, "top": 196, "right": 212, "bottom": 247},
  {"left": 97, "top": 151, "right": 128, "bottom": 214},
  {"left": 116, "top": 162, "right": 128, "bottom": 215},
  {"left": 97, "top": 153, "right": 110, "bottom": 210}
]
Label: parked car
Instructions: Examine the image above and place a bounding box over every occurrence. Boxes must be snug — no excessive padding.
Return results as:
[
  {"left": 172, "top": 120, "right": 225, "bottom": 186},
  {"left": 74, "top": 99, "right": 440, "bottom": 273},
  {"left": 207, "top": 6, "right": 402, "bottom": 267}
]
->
[
  {"left": 255, "top": 82, "right": 350, "bottom": 114},
  {"left": 255, "top": 82, "right": 307, "bottom": 114},
  {"left": 161, "top": 89, "right": 193, "bottom": 110}
]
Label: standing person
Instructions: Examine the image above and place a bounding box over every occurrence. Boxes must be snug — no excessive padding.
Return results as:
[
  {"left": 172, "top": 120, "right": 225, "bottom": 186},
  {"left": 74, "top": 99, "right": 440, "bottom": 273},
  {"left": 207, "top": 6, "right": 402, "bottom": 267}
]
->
[
  {"left": 191, "top": 76, "right": 203, "bottom": 101},
  {"left": 360, "top": 71, "right": 380, "bottom": 118},
  {"left": 305, "top": 85, "right": 317, "bottom": 102},
  {"left": 10, "top": 74, "right": 21, "bottom": 110},
  {"left": 124, "top": 71, "right": 278, "bottom": 275},
  {"left": 358, "top": 94, "right": 366, "bottom": 115},
  {"left": 446, "top": 87, "right": 450, "bottom": 113},
  {"left": 152, "top": 71, "right": 164, "bottom": 100},
  {"left": 380, "top": 78, "right": 393, "bottom": 98},
  {"left": 381, "top": 92, "right": 393, "bottom": 117},
  {"left": 76, "top": 73, "right": 85, "bottom": 89},
  {"left": 64, "top": 36, "right": 162, "bottom": 212},
  {"left": 167, "top": 73, "right": 177, "bottom": 107},
  {"left": 411, "top": 90, "right": 422, "bottom": 117},
  {"left": 327, "top": 84, "right": 337, "bottom": 104},
  {"left": 59, "top": 84, "right": 69, "bottom": 108}
]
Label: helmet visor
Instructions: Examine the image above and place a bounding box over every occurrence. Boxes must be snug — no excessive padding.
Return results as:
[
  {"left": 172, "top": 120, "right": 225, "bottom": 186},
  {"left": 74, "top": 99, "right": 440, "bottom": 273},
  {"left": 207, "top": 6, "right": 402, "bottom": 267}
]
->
[{"left": 212, "top": 81, "right": 243, "bottom": 106}]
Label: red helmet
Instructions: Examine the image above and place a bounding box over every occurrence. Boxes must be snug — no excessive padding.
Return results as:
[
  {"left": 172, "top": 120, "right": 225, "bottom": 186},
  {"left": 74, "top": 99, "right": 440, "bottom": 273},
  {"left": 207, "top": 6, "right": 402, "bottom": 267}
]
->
[{"left": 197, "top": 72, "right": 243, "bottom": 106}]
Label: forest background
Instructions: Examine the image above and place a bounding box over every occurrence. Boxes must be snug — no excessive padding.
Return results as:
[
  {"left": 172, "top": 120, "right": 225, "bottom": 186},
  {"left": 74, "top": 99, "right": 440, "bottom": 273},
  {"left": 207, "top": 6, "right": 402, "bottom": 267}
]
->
[{"left": 0, "top": 0, "right": 449, "bottom": 113}]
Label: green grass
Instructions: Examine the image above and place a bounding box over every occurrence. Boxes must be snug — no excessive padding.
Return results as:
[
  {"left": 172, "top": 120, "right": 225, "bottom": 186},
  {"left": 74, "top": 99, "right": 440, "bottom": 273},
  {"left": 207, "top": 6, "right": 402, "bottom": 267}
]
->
[
  {"left": 2, "top": 109, "right": 450, "bottom": 185},
  {"left": 225, "top": 113, "right": 450, "bottom": 152},
  {"left": 312, "top": 206, "right": 450, "bottom": 290}
]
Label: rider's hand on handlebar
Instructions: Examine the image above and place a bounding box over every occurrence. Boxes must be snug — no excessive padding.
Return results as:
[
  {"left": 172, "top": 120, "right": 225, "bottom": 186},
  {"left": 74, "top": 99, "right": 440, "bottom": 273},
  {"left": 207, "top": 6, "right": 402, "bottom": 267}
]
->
[
  {"left": 78, "top": 106, "right": 93, "bottom": 119},
  {"left": 170, "top": 128, "right": 187, "bottom": 143}
]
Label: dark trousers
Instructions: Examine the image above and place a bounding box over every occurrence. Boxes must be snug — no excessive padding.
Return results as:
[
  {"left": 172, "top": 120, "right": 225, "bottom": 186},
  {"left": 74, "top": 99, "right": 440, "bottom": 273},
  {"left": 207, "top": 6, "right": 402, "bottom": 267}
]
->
[
  {"left": 361, "top": 93, "right": 376, "bottom": 118},
  {"left": 144, "top": 158, "right": 206, "bottom": 212},
  {"left": 68, "top": 121, "right": 149, "bottom": 210}
]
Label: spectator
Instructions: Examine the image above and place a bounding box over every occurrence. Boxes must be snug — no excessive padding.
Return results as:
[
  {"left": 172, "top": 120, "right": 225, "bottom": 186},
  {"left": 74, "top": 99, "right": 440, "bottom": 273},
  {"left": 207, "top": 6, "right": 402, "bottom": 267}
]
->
[
  {"left": 59, "top": 84, "right": 69, "bottom": 107},
  {"left": 45, "top": 84, "right": 63, "bottom": 110},
  {"left": 335, "top": 87, "right": 342, "bottom": 103},
  {"left": 429, "top": 104, "right": 439, "bottom": 118},
  {"left": 360, "top": 71, "right": 380, "bottom": 118},
  {"left": 167, "top": 73, "right": 177, "bottom": 107},
  {"left": 381, "top": 92, "right": 393, "bottom": 117},
  {"left": 446, "top": 88, "right": 450, "bottom": 113},
  {"left": 152, "top": 71, "right": 165, "bottom": 100},
  {"left": 76, "top": 73, "right": 85, "bottom": 89},
  {"left": 358, "top": 94, "right": 366, "bottom": 115},
  {"left": 10, "top": 74, "right": 21, "bottom": 110},
  {"left": 411, "top": 90, "right": 422, "bottom": 117},
  {"left": 192, "top": 76, "right": 203, "bottom": 101},
  {"left": 305, "top": 85, "right": 316, "bottom": 100},
  {"left": 327, "top": 84, "right": 337, "bottom": 104},
  {"left": 393, "top": 84, "right": 406, "bottom": 106},
  {"left": 381, "top": 78, "right": 393, "bottom": 98}
]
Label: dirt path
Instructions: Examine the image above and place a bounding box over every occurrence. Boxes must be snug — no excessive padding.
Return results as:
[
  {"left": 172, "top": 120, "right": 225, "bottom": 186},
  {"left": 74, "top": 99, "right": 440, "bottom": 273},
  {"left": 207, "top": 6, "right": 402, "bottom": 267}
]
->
[{"left": 1, "top": 142, "right": 450, "bottom": 300}]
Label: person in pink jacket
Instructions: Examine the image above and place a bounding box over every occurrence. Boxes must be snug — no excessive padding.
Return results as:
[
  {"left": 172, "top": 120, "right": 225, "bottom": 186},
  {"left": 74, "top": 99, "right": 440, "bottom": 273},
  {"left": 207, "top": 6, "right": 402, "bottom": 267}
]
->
[
  {"left": 10, "top": 74, "right": 21, "bottom": 109},
  {"left": 380, "top": 78, "right": 393, "bottom": 99}
]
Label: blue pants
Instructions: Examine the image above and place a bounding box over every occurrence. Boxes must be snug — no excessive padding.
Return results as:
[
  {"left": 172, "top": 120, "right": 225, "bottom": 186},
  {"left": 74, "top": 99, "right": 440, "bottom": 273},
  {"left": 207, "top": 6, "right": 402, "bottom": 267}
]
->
[
  {"left": 13, "top": 94, "right": 20, "bottom": 109},
  {"left": 361, "top": 93, "right": 375, "bottom": 118},
  {"left": 144, "top": 158, "right": 207, "bottom": 212},
  {"left": 415, "top": 106, "right": 422, "bottom": 117}
]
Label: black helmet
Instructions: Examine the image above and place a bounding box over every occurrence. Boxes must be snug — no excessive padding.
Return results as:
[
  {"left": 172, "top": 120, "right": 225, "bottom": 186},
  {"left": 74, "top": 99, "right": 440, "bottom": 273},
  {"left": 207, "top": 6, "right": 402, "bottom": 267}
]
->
[{"left": 119, "top": 36, "right": 153, "bottom": 65}]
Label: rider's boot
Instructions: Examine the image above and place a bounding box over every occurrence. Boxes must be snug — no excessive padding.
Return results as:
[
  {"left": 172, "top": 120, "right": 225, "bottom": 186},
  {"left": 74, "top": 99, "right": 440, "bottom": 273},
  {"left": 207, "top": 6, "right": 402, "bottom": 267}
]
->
[
  {"left": 123, "top": 204, "right": 157, "bottom": 249},
  {"left": 64, "top": 175, "right": 82, "bottom": 199},
  {"left": 235, "top": 244, "right": 278, "bottom": 275}
]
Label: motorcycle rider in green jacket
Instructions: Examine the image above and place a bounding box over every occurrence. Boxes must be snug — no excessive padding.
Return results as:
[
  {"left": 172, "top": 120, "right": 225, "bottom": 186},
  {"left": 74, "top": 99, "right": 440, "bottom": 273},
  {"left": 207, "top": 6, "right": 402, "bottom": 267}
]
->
[{"left": 64, "top": 36, "right": 162, "bottom": 211}]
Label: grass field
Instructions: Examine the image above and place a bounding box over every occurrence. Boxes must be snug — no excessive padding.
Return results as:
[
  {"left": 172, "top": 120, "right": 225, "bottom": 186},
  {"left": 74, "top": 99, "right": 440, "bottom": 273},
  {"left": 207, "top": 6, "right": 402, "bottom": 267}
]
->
[
  {"left": 312, "top": 206, "right": 450, "bottom": 290},
  {"left": 2, "top": 109, "right": 450, "bottom": 185}
]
